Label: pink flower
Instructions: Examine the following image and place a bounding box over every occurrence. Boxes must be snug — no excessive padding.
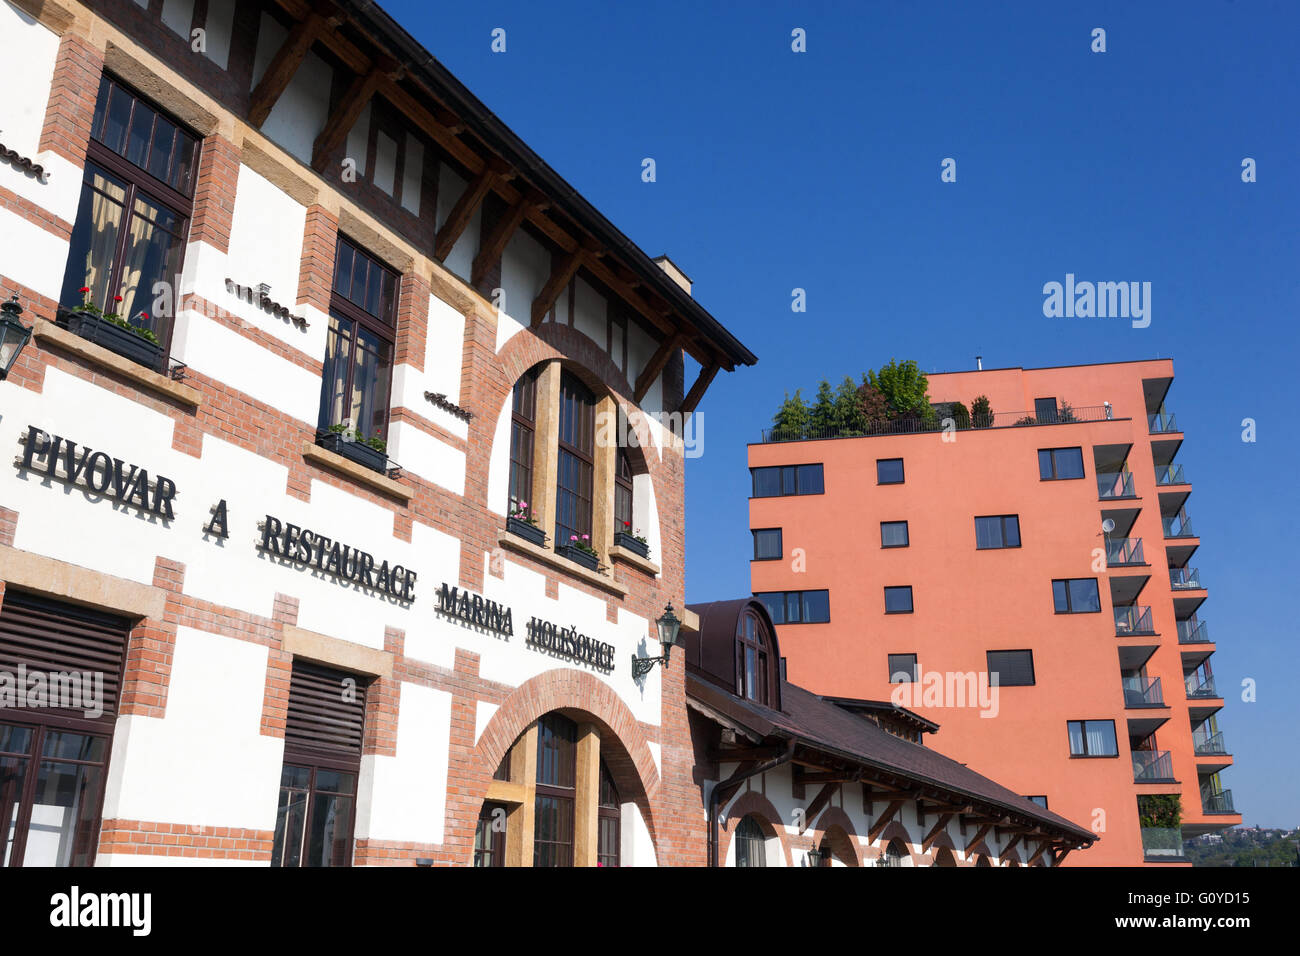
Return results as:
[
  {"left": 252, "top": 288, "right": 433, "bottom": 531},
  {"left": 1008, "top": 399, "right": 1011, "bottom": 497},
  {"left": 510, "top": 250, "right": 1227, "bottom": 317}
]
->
[
  {"left": 581, "top": 534, "right": 589, "bottom": 540},
  {"left": 570, "top": 535, "right": 577, "bottom": 542},
  {"left": 519, "top": 501, "right": 528, "bottom": 508}
]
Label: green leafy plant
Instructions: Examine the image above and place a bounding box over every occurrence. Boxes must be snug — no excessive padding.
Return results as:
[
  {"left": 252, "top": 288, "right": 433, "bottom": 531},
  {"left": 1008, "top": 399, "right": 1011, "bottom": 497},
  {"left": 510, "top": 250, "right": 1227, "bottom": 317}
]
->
[
  {"left": 866, "top": 358, "right": 932, "bottom": 419},
  {"left": 856, "top": 380, "right": 892, "bottom": 428},
  {"left": 565, "top": 533, "right": 598, "bottom": 557},
  {"left": 327, "top": 422, "right": 387, "bottom": 454},
  {"left": 1058, "top": 400, "right": 1078, "bottom": 423},
  {"left": 808, "top": 379, "right": 838, "bottom": 439},
  {"left": 948, "top": 401, "right": 971, "bottom": 429},
  {"left": 1138, "top": 794, "right": 1182, "bottom": 829},
  {"left": 74, "top": 286, "right": 160, "bottom": 345},
  {"left": 619, "top": 520, "right": 648, "bottom": 545},
  {"left": 971, "top": 395, "right": 993, "bottom": 428},
  {"left": 1014, "top": 415, "right": 1036, "bottom": 426}
]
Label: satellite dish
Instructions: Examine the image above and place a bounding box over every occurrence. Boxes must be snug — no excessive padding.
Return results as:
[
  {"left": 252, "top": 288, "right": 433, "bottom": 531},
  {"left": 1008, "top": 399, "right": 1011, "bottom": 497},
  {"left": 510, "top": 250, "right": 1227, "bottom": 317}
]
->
[{"left": 1101, "top": 519, "right": 1116, "bottom": 534}]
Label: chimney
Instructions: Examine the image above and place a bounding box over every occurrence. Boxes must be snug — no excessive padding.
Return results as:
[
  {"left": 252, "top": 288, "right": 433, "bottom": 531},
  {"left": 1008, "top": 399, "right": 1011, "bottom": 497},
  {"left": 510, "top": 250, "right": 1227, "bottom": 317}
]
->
[
  {"left": 976, "top": 355, "right": 983, "bottom": 370},
  {"left": 652, "top": 255, "right": 692, "bottom": 296}
]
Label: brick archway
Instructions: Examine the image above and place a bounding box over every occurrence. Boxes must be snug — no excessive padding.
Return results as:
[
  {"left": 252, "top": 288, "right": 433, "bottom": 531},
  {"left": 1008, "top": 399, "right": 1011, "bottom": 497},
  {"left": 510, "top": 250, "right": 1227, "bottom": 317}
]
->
[
  {"left": 719, "top": 790, "right": 794, "bottom": 867},
  {"left": 465, "top": 667, "right": 661, "bottom": 862},
  {"left": 875, "top": 819, "right": 922, "bottom": 867},
  {"left": 813, "top": 806, "right": 862, "bottom": 866}
]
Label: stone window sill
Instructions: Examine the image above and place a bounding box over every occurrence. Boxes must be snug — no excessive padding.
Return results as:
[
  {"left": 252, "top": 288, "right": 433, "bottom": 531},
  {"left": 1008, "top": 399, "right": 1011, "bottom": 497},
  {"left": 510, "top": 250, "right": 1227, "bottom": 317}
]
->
[
  {"left": 301, "top": 440, "right": 412, "bottom": 503},
  {"left": 608, "top": 544, "right": 660, "bottom": 577},
  {"left": 496, "top": 533, "right": 629, "bottom": 597},
  {"left": 33, "top": 319, "right": 203, "bottom": 409}
]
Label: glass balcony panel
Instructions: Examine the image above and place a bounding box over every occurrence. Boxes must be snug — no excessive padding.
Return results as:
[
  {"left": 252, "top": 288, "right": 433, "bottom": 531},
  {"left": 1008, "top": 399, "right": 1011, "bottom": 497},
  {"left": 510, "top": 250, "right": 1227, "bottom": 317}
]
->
[
  {"left": 1163, "top": 510, "right": 1195, "bottom": 538},
  {"left": 1097, "top": 472, "right": 1136, "bottom": 499},
  {"left": 1193, "top": 731, "right": 1226, "bottom": 755},
  {"left": 1149, "top": 410, "right": 1178, "bottom": 433},
  {"left": 1177, "top": 619, "right": 1210, "bottom": 644},
  {"left": 1105, "top": 537, "right": 1144, "bottom": 566},
  {"left": 1169, "top": 567, "right": 1203, "bottom": 590},
  {"left": 1122, "top": 676, "right": 1164, "bottom": 707},
  {"left": 1132, "top": 749, "right": 1174, "bottom": 781},
  {"left": 1140, "top": 826, "right": 1184, "bottom": 858},
  {"left": 1154, "top": 463, "right": 1186, "bottom": 485},
  {"left": 1201, "top": 789, "right": 1235, "bottom": 814},
  {"left": 1114, "top": 605, "right": 1154, "bottom": 635},
  {"left": 1185, "top": 673, "right": 1218, "bottom": 698}
]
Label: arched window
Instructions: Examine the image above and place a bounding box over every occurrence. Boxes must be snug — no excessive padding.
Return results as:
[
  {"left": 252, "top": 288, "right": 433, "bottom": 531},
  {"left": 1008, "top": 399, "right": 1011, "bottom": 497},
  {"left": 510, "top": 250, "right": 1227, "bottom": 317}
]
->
[
  {"left": 976, "top": 854, "right": 992, "bottom": 867},
  {"left": 508, "top": 365, "right": 539, "bottom": 518},
  {"left": 614, "top": 450, "right": 634, "bottom": 535},
  {"left": 597, "top": 759, "right": 620, "bottom": 867},
  {"left": 883, "top": 838, "right": 908, "bottom": 867},
  {"left": 735, "top": 814, "right": 768, "bottom": 867},
  {"left": 933, "top": 846, "right": 957, "bottom": 867},
  {"left": 736, "top": 608, "right": 771, "bottom": 705},
  {"left": 555, "top": 372, "right": 596, "bottom": 548},
  {"left": 534, "top": 713, "right": 577, "bottom": 867}
]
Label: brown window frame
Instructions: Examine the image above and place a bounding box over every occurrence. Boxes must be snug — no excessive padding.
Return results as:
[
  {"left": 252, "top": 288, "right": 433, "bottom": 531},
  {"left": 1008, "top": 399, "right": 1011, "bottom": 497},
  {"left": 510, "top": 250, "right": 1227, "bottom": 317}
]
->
[
  {"left": 597, "top": 759, "right": 620, "bottom": 868},
  {"left": 735, "top": 609, "right": 771, "bottom": 705},
  {"left": 509, "top": 365, "right": 540, "bottom": 518},
  {"left": 533, "top": 713, "right": 577, "bottom": 867},
  {"left": 614, "top": 449, "right": 634, "bottom": 537},
  {"left": 554, "top": 371, "right": 596, "bottom": 549},
  {"left": 473, "top": 801, "right": 507, "bottom": 867}
]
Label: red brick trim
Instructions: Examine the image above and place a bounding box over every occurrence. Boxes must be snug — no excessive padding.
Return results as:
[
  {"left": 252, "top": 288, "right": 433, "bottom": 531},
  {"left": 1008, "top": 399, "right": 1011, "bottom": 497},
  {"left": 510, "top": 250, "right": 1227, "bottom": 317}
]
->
[
  {"left": 188, "top": 133, "right": 240, "bottom": 253},
  {"left": 394, "top": 272, "right": 428, "bottom": 371},
  {"left": 297, "top": 205, "right": 338, "bottom": 313},
  {"left": 98, "top": 820, "right": 274, "bottom": 861},
  {"left": 0, "top": 507, "right": 16, "bottom": 548},
  {"left": 718, "top": 789, "right": 794, "bottom": 867},
  {"left": 38, "top": 33, "right": 103, "bottom": 166},
  {"left": 0, "top": 184, "right": 73, "bottom": 240},
  {"left": 119, "top": 558, "right": 183, "bottom": 718}
]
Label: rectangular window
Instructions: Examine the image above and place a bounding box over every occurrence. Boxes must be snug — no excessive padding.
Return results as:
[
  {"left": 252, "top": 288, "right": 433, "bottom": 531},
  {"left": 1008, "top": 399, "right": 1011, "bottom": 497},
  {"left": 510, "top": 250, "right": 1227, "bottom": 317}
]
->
[
  {"left": 752, "top": 528, "right": 782, "bottom": 561},
  {"left": 876, "top": 458, "right": 905, "bottom": 484},
  {"left": 473, "top": 802, "right": 506, "bottom": 867},
  {"left": 754, "top": 590, "right": 830, "bottom": 624},
  {"left": 1034, "top": 397, "right": 1058, "bottom": 422},
  {"left": 317, "top": 236, "right": 398, "bottom": 450},
  {"left": 750, "top": 464, "right": 823, "bottom": 497},
  {"left": 1026, "top": 795, "right": 1049, "bottom": 809},
  {"left": 1052, "top": 578, "right": 1101, "bottom": 613},
  {"left": 555, "top": 372, "right": 596, "bottom": 548},
  {"left": 272, "top": 662, "right": 366, "bottom": 867},
  {"left": 509, "top": 367, "right": 539, "bottom": 517},
  {"left": 614, "top": 451, "right": 634, "bottom": 535},
  {"left": 884, "top": 586, "right": 913, "bottom": 614},
  {"left": 1038, "top": 447, "right": 1085, "bottom": 480},
  {"left": 986, "top": 650, "right": 1035, "bottom": 686},
  {"left": 60, "top": 75, "right": 199, "bottom": 363},
  {"left": 880, "top": 521, "right": 909, "bottom": 548},
  {"left": 1067, "top": 720, "right": 1118, "bottom": 757},
  {"left": 533, "top": 715, "right": 576, "bottom": 868},
  {"left": 975, "top": 515, "right": 1021, "bottom": 549},
  {"left": 888, "top": 654, "right": 918, "bottom": 683}
]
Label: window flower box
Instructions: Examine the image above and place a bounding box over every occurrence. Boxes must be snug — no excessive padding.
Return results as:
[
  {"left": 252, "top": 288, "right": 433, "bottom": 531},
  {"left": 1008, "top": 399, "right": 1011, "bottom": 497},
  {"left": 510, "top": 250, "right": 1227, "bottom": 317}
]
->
[
  {"left": 60, "top": 307, "right": 163, "bottom": 372},
  {"left": 614, "top": 531, "right": 650, "bottom": 559},
  {"left": 506, "top": 516, "right": 546, "bottom": 547},
  {"left": 557, "top": 543, "right": 599, "bottom": 571},
  {"left": 318, "top": 430, "right": 388, "bottom": 474}
]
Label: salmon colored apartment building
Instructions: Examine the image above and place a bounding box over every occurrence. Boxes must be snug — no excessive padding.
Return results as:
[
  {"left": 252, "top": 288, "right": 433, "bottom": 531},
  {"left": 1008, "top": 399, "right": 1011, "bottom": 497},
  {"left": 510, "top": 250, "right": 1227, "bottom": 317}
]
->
[{"left": 748, "top": 360, "right": 1241, "bottom": 866}]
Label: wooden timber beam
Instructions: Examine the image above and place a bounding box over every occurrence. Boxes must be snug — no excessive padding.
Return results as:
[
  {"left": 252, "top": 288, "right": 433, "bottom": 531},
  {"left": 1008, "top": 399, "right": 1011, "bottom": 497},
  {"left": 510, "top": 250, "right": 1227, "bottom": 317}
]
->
[
  {"left": 530, "top": 247, "right": 584, "bottom": 326},
  {"left": 1002, "top": 832, "right": 1023, "bottom": 856},
  {"left": 867, "top": 800, "right": 904, "bottom": 844},
  {"left": 471, "top": 192, "right": 536, "bottom": 287},
  {"left": 793, "top": 769, "right": 857, "bottom": 786},
  {"left": 921, "top": 813, "right": 954, "bottom": 852},
  {"left": 800, "top": 783, "right": 840, "bottom": 834},
  {"left": 248, "top": 11, "right": 327, "bottom": 128},
  {"left": 434, "top": 162, "right": 508, "bottom": 262},
  {"left": 1053, "top": 847, "right": 1073, "bottom": 867},
  {"left": 633, "top": 331, "right": 683, "bottom": 403},
  {"left": 679, "top": 363, "right": 719, "bottom": 416},
  {"left": 709, "top": 746, "right": 789, "bottom": 763},
  {"left": 1026, "top": 841, "right": 1049, "bottom": 866},
  {"left": 965, "top": 823, "right": 993, "bottom": 854},
  {"left": 311, "top": 67, "right": 383, "bottom": 172}
]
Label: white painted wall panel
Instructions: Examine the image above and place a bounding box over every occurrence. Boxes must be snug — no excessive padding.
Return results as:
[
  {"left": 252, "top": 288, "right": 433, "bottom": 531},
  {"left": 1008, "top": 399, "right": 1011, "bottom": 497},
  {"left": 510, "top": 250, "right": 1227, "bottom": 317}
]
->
[
  {"left": 0, "top": 206, "right": 70, "bottom": 301},
  {"left": 358, "top": 683, "right": 452, "bottom": 845},
  {"left": 401, "top": 135, "right": 423, "bottom": 215},
  {"left": 386, "top": 420, "right": 465, "bottom": 496},
  {"left": 0, "top": 1, "right": 60, "bottom": 155},
  {"left": 200, "top": 0, "right": 236, "bottom": 70},
  {"left": 160, "top": 0, "right": 194, "bottom": 39}
]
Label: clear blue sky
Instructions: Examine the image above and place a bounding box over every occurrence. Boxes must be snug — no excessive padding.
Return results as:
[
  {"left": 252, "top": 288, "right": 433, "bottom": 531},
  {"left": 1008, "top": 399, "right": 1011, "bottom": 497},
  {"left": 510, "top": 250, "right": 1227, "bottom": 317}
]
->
[{"left": 389, "top": 0, "right": 1299, "bottom": 827}]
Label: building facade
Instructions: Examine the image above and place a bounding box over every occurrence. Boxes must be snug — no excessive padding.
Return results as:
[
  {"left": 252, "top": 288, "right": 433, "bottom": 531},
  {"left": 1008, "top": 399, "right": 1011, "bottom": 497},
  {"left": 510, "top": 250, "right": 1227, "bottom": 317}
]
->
[
  {"left": 0, "top": 0, "right": 755, "bottom": 866},
  {"left": 748, "top": 361, "right": 1241, "bottom": 866},
  {"left": 685, "top": 599, "right": 1097, "bottom": 867}
]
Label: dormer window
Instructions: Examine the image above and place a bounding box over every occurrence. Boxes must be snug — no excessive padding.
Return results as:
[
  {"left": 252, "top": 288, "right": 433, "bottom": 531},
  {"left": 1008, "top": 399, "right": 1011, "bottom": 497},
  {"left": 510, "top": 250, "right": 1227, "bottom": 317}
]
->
[{"left": 736, "top": 608, "right": 772, "bottom": 705}]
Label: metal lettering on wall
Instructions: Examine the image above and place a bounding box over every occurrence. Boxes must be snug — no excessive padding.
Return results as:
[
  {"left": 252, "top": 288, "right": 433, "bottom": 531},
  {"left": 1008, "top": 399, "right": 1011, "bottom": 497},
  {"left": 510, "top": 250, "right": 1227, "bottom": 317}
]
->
[
  {"left": 15, "top": 425, "right": 178, "bottom": 518},
  {"left": 436, "top": 583, "right": 513, "bottom": 635},
  {"left": 258, "top": 514, "right": 416, "bottom": 602},
  {"left": 525, "top": 617, "right": 616, "bottom": 673}
]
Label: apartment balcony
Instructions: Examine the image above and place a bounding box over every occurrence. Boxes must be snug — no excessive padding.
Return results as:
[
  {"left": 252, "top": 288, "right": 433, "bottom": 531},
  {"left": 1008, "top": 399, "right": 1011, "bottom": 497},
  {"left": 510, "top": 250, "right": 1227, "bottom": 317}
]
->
[
  {"left": 1132, "top": 749, "right": 1176, "bottom": 782},
  {"left": 1193, "top": 731, "right": 1227, "bottom": 756},
  {"left": 1149, "top": 410, "right": 1179, "bottom": 434},
  {"left": 1123, "top": 676, "right": 1165, "bottom": 708},
  {"left": 1185, "top": 674, "right": 1219, "bottom": 699},
  {"left": 1201, "top": 789, "right": 1235, "bottom": 814},
  {"left": 1105, "top": 537, "right": 1145, "bottom": 567},
  {"left": 1140, "top": 826, "right": 1185, "bottom": 861},
  {"left": 1154, "top": 463, "right": 1188, "bottom": 486},
  {"left": 1177, "top": 619, "right": 1211, "bottom": 644},
  {"left": 1169, "top": 567, "right": 1204, "bottom": 591},
  {"left": 1114, "top": 605, "right": 1155, "bottom": 636},
  {"left": 1097, "top": 472, "right": 1137, "bottom": 500},
  {"left": 1163, "top": 510, "right": 1196, "bottom": 539}
]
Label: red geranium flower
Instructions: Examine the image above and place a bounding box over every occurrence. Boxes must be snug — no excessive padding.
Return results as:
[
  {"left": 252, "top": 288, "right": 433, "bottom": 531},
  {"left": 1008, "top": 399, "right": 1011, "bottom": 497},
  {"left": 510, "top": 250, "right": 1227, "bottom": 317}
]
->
[
  {"left": 78, "top": 286, "right": 90, "bottom": 293},
  {"left": 114, "top": 295, "right": 123, "bottom": 302}
]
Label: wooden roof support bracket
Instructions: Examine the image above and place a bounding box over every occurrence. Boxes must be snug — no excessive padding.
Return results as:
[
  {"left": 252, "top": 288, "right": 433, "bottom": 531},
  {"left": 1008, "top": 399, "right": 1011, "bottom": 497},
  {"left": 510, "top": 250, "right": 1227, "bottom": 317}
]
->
[
  {"left": 633, "top": 330, "right": 683, "bottom": 403},
  {"left": 248, "top": 10, "right": 327, "bottom": 128},
  {"left": 800, "top": 782, "right": 841, "bottom": 834},
  {"left": 530, "top": 246, "right": 584, "bottom": 326},
  {"left": 965, "top": 823, "right": 993, "bottom": 854},
  {"left": 921, "top": 813, "right": 954, "bottom": 853},
  {"left": 1026, "top": 840, "right": 1050, "bottom": 866},
  {"left": 867, "top": 799, "right": 905, "bottom": 844},
  {"left": 471, "top": 190, "right": 538, "bottom": 287},
  {"left": 433, "top": 160, "right": 511, "bottom": 261},
  {"left": 679, "top": 362, "right": 719, "bottom": 416},
  {"left": 311, "top": 67, "right": 384, "bottom": 172}
]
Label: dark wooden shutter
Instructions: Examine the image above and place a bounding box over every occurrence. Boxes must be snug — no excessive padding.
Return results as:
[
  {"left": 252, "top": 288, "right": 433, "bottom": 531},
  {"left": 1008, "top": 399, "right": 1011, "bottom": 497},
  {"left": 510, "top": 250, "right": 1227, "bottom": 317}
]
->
[
  {"left": 0, "top": 591, "right": 131, "bottom": 721},
  {"left": 986, "top": 650, "right": 1035, "bottom": 687},
  {"left": 285, "top": 661, "right": 367, "bottom": 756}
]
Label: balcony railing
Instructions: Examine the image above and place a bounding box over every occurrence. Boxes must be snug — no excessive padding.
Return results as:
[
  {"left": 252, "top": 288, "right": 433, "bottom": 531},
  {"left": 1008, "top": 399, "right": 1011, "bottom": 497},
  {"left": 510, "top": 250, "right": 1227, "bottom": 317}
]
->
[
  {"left": 756, "top": 403, "right": 1116, "bottom": 442},
  {"left": 1149, "top": 410, "right": 1179, "bottom": 434},
  {"left": 1154, "top": 463, "right": 1187, "bottom": 485},
  {"left": 1106, "top": 537, "right": 1145, "bottom": 567},
  {"left": 1098, "top": 472, "right": 1136, "bottom": 499},
  {"left": 1114, "top": 605, "right": 1155, "bottom": 635},
  {"left": 1163, "top": 510, "right": 1195, "bottom": 538},
  {"left": 1177, "top": 619, "right": 1211, "bottom": 644},
  {"left": 1193, "top": 731, "right": 1227, "bottom": 755},
  {"left": 1140, "top": 826, "right": 1184, "bottom": 859},
  {"left": 1132, "top": 749, "right": 1175, "bottom": 781},
  {"left": 1169, "top": 567, "right": 1203, "bottom": 590},
  {"left": 1185, "top": 674, "right": 1219, "bottom": 699},
  {"left": 1123, "top": 676, "right": 1165, "bottom": 707},
  {"left": 1201, "top": 789, "right": 1235, "bottom": 814}
]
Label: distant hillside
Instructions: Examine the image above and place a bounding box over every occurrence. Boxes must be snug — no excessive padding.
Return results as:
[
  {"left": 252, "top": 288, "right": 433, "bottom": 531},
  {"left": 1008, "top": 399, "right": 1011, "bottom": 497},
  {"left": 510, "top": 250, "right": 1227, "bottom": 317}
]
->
[{"left": 1184, "top": 827, "right": 1300, "bottom": 867}]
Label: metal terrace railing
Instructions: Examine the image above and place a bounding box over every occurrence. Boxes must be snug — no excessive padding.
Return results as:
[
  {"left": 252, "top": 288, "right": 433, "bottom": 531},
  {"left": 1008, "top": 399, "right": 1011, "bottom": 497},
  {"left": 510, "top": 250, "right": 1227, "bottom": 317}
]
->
[{"left": 758, "top": 404, "right": 1116, "bottom": 443}]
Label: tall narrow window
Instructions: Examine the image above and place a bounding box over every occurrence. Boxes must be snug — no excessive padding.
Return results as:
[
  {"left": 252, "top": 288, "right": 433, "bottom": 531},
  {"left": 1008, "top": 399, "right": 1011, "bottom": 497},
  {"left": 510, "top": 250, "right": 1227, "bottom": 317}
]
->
[
  {"left": 555, "top": 372, "right": 596, "bottom": 549},
  {"left": 317, "top": 236, "right": 398, "bottom": 449},
  {"left": 272, "top": 662, "right": 366, "bottom": 867},
  {"left": 533, "top": 714, "right": 577, "bottom": 867},
  {"left": 509, "top": 366, "right": 539, "bottom": 517},
  {"left": 473, "top": 802, "right": 506, "bottom": 867},
  {"left": 734, "top": 815, "right": 767, "bottom": 867},
  {"left": 614, "top": 450, "right": 634, "bottom": 536},
  {"left": 735, "top": 609, "right": 771, "bottom": 704},
  {"left": 59, "top": 75, "right": 199, "bottom": 362},
  {"left": 597, "top": 760, "right": 620, "bottom": 868}
]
